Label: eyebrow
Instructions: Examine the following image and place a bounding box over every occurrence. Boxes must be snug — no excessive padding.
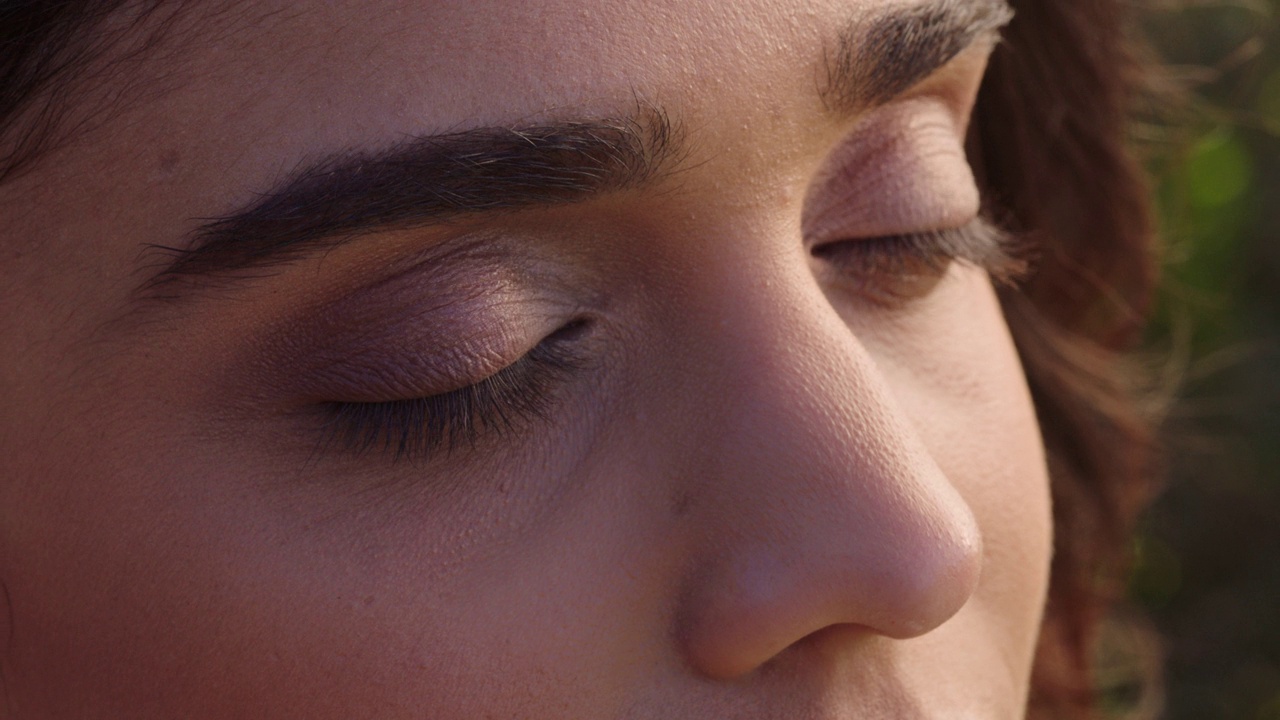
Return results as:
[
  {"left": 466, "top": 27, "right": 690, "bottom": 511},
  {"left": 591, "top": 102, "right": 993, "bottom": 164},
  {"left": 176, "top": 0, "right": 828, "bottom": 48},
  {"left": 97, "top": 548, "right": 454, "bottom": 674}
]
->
[
  {"left": 822, "top": 0, "right": 1013, "bottom": 112},
  {"left": 140, "top": 0, "right": 1013, "bottom": 297},
  {"left": 140, "top": 108, "right": 681, "bottom": 295}
]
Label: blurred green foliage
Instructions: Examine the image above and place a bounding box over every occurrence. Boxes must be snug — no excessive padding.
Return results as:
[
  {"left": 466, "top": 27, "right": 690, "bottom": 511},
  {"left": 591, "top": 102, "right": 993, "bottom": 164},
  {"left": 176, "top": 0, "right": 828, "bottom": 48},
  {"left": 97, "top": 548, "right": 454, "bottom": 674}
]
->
[{"left": 1125, "top": 1, "right": 1280, "bottom": 718}]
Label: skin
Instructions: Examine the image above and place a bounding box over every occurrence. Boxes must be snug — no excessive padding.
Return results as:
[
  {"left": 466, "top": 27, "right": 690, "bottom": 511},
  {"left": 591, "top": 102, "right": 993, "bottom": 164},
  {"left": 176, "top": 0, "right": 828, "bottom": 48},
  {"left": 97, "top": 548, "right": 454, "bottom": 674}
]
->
[{"left": 0, "top": 0, "right": 1053, "bottom": 717}]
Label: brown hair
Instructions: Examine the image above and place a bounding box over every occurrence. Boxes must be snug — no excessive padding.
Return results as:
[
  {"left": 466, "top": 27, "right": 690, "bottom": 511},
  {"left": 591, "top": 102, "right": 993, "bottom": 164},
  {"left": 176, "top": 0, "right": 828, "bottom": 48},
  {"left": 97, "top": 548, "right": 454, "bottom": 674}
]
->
[
  {"left": 975, "top": 1, "right": 1161, "bottom": 716},
  {"left": 0, "top": 0, "right": 1162, "bottom": 716}
]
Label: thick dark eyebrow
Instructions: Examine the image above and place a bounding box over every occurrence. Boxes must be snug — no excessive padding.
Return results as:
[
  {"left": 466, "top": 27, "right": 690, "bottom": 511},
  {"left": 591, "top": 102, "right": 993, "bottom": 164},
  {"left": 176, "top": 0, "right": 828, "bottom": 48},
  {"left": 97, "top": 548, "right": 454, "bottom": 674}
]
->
[
  {"left": 140, "top": 106, "right": 681, "bottom": 294},
  {"left": 139, "top": 0, "right": 1011, "bottom": 298},
  {"left": 821, "top": 0, "right": 1014, "bottom": 113}
]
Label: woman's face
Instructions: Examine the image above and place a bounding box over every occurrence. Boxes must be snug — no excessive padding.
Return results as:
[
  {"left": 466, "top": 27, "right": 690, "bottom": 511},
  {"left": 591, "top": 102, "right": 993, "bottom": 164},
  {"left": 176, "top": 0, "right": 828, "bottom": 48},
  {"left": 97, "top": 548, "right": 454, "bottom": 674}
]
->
[{"left": 0, "top": 0, "right": 1053, "bottom": 717}]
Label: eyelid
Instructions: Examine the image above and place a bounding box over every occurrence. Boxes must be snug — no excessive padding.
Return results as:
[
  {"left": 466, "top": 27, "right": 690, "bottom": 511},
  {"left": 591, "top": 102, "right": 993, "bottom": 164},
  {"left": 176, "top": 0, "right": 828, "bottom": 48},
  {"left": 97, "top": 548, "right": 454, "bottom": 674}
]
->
[
  {"left": 802, "top": 96, "right": 981, "bottom": 247},
  {"left": 252, "top": 248, "right": 584, "bottom": 406},
  {"left": 803, "top": 32, "right": 995, "bottom": 245},
  {"left": 315, "top": 318, "right": 590, "bottom": 462}
]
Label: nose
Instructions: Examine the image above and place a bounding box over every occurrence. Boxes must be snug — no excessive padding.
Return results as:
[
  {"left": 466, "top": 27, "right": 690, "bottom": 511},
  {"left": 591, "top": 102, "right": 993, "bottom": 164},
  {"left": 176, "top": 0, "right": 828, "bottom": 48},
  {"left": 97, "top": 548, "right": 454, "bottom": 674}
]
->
[{"left": 673, "top": 257, "right": 984, "bottom": 680}]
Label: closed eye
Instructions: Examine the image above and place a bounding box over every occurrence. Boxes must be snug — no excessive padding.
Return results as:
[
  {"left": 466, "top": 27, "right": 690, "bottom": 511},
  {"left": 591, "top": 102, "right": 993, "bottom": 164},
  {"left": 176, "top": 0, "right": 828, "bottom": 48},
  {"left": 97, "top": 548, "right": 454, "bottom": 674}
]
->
[
  {"left": 811, "top": 217, "right": 1029, "bottom": 304},
  {"left": 315, "top": 318, "right": 591, "bottom": 463}
]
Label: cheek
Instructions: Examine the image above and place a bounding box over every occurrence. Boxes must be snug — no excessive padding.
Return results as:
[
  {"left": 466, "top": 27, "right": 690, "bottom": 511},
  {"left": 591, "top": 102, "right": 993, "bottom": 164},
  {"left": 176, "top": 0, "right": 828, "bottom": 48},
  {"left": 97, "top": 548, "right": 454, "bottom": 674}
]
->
[
  {"left": 0, "top": 378, "right": 649, "bottom": 719},
  {"left": 862, "top": 269, "right": 1054, "bottom": 667},
  {"left": 856, "top": 268, "right": 1052, "bottom": 548}
]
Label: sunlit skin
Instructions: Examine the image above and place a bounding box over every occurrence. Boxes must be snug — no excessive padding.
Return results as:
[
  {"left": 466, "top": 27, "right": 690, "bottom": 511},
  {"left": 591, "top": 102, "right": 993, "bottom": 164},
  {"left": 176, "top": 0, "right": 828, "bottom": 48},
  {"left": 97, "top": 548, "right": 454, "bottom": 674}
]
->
[{"left": 0, "top": 0, "right": 1053, "bottom": 717}]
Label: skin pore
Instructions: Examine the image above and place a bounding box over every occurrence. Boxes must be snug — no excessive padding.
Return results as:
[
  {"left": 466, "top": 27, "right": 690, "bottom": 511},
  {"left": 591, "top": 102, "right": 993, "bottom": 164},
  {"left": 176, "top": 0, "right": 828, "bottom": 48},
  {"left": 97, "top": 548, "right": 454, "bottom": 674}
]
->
[{"left": 0, "top": 0, "right": 1054, "bottom": 717}]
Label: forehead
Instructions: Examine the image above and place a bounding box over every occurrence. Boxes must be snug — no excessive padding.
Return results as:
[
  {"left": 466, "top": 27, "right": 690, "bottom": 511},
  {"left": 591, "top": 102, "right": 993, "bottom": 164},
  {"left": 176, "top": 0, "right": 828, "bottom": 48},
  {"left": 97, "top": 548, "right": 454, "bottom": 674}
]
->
[
  {"left": 7, "top": 0, "right": 862, "bottom": 213},
  {"left": 124, "top": 0, "right": 866, "bottom": 194},
  {"left": 7, "top": 0, "right": 1002, "bottom": 197},
  {"left": 206, "top": 0, "right": 853, "bottom": 123}
]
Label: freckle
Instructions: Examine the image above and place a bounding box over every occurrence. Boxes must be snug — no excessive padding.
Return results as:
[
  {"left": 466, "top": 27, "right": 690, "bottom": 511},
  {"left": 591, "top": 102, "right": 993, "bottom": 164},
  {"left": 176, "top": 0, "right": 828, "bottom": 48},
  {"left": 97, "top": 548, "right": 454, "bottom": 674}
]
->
[
  {"left": 670, "top": 487, "right": 693, "bottom": 518},
  {"left": 156, "top": 149, "right": 180, "bottom": 177}
]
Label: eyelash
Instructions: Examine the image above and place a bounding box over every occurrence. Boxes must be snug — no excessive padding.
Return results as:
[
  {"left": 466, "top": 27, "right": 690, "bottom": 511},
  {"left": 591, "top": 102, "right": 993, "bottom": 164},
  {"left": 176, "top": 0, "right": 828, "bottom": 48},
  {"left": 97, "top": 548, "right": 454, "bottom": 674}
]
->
[
  {"left": 317, "top": 320, "right": 588, "bottom": 463},
  {"left": 317, "top": 219, "right": 1028, "bottom": 464},
  {"left": 813, "top": 218, "right": 1028, "bottom": 304}
]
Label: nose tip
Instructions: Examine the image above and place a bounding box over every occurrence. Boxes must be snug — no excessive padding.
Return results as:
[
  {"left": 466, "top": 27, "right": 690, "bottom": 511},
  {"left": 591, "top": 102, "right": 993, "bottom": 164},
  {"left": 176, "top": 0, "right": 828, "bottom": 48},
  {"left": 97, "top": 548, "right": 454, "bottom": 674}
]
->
[
  {"left": 870, "top": 504, "right": 984, "bottom": 639},
  {"left": 680, "top": 479, "right": 984, "bottom": 680}
]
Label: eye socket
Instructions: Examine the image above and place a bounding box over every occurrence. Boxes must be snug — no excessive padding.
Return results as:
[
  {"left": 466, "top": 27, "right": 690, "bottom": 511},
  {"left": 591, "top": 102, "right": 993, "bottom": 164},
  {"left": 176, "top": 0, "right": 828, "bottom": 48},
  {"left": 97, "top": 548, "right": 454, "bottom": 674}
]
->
[
  {"left": 811, "top": 218, "right": 1028, "bottom": 306},
  {"left": 314, "top": 318, "right": 592, "bottom": 463}
]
